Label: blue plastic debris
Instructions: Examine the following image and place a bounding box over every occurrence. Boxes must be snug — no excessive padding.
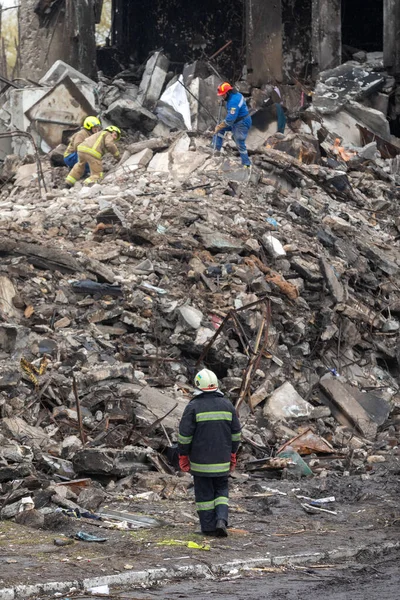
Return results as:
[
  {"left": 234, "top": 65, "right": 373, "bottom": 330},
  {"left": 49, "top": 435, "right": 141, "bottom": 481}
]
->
[{"left": 266, "top": 217, "right": 279, "bottom": 229}]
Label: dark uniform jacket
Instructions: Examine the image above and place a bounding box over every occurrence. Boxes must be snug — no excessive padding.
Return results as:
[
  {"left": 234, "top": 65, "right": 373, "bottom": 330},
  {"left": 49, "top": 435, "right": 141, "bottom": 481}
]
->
[{"left": 178, "top": 391, "right": 241, "bottom": 477}]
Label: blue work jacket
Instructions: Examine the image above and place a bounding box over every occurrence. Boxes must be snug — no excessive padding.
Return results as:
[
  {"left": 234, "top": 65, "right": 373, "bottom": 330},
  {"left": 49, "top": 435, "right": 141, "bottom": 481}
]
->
[{"left": 225, "top": 91, "right": 250, "bottom": 126}]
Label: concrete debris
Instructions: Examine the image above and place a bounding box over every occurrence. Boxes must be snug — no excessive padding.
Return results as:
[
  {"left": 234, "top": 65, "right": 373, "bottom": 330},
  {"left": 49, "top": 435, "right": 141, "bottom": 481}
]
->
[
  {"left": 313, "top": 62, "right": 385, "bottom": 115},
  {"left": 138, "top": 52, "right": 170, "bottom": 110},
  {"left": 319, "top": 375, "right": 378, "bottom": 440},
  {"left": 263, "top": 382, "right": 317, "bottom": 423},
  {"left": 0, "top": 44, "right": 400, "bottom": 574},
  {"left": 104, "top": 98, "right": 158, "bottom": 133}
]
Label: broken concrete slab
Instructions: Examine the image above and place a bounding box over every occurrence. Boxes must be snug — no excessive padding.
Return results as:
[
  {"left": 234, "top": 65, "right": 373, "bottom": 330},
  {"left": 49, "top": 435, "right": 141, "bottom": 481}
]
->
[
  {"left": 73, "top": 447, "right": 152, "bottom": 477},
  {"left": 198, "top": 232, "right": 245, "bottom": 254},
  {"left": 319, "top": 375, "right": 378, "bottom": 439},
  {"left": 121, "top": 311, "right": 151, "bottom": 332},
  {"left": 313, "top": 62, "right": 385, "bottom": 115},
  {"left": 345, "top": 101, "right": 391, "bottom": 140},
  {"left": 345, "top": 387, "right": 391, "bottom": 426},
  {"left": 78, "top": 487, "right": 106, "bottom": 511},
  {"left": 105, "top": 98, "right": 157, "bottom": 133},
  {"left": 0, "top": 276, "right": 22, "bottom": 319},
  {"left": 172, "top": 151, "right": 208, "bottom": 176},
  {"left": 26, "top": 76, "right": 97, "bottom": 149},
  {"left": 319, "top": 257, "right": 345, "bottom": 303},
  {"left": 320, "top": 110, "right": 362, "bottom": 147},
  {"left": 358, "top": 142, "right": 379, "bottom": 160},
  {"left": 291, "top": 257, "right": 322, "bottom": 282},
  {"left": 261, "top": 234, "right": 286, "bottom": 258},
  {"left": 39, "top": 60, "right": 96, "bottom": 88},
  {"left": 122, "top": 148, "right": 154, "bottom": 169},
  {"left": 365, "top": 92, "right": 390, "bottom": 116},
  {"left": 250, "top": 379, "right": 274, "bottom": 410},
  {"left": 2, "top": 417, "right": 52, "bottom": 450},
  {"left": 189, "top": 74, "right": 220, "bottom": 132},
  {"left": 147, "top": 151, "right": 170, "bottom": 173},
  {"left": 133, "top": 386, "right": 187, "bottom": 431},
  {"left": 359, "top": 244, "right": 399, "bottom": 276},
  {"left": 14, "top": 163, "right": 38, "bottom": 188},
  {"left": 138, "top": 51, "right": 169, "bottom": 109},
  {"left": 0, "top": 463, "right": 31, "bottom": 483},
  {"left": 73, "top": 449, "right": 114, "bottom": 475},
  {"left": 183, "top": 60, "right": 211, "bottom": 84},
  {"left": 75, "top": 363, "right": 134, "bottom": 388},
  {"left": 263, "top": 382, "right": 315, "bottom": 422}
]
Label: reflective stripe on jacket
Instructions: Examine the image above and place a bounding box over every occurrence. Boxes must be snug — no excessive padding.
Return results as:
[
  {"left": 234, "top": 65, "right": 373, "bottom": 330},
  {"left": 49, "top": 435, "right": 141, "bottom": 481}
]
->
[
  {"left": 64, "top": 129, "right": 90, "bottom": 157},
  {"left": 178, "top": 391, "right": 241, "bottom": 477},
  {"left": 78, "top": 130, "right": 120, "bottom": 160}
]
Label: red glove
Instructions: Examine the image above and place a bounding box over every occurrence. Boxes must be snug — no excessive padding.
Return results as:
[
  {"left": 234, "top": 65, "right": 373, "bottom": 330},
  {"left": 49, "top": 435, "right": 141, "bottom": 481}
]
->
[
  {"left": 179, "top": 455, "right": 190, "bottom": 472},
  {"left": 230, "top": 453, "right": 237, "bottom": 472}
]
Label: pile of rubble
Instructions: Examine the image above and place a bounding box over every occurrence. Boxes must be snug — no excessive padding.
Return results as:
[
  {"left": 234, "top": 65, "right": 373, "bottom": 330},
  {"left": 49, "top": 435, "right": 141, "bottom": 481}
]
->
[{"left": 0, "top": 50, "right": 400, "bottom": 525}]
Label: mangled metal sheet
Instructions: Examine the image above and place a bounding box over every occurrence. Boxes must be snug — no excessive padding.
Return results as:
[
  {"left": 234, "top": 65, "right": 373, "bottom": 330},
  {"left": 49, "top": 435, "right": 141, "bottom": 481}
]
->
[{"left": 25, "top": 75, "right": 96, "bottom": 148}]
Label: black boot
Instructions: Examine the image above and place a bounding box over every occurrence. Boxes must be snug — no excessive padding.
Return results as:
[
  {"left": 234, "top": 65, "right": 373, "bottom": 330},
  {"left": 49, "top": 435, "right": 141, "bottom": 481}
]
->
[{"left": 215, "top": 519, "right": 228, "bottom": 537}]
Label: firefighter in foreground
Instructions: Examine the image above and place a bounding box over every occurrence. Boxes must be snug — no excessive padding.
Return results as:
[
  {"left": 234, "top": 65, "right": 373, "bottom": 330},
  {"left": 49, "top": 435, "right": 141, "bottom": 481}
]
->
[
  {"left": 64, "top": 116, "right": 101, "bottom": 177},
  {"left": 65, "top": 125, "right": 121, "bottom": 188},
  {"left": 178, "top": 369, "right": 241, "bottom": 537},
  {"left": 212, "top": 82, "right": 252, "bottom": 167}
]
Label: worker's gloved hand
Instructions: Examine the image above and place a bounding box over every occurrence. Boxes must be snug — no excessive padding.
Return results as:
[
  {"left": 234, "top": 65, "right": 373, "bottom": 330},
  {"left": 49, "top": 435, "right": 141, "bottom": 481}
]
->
[
  {"left": 179, "top": 455, "right": 191, "bottom": 472},
  {"left": 230, "top": 453, "right": 237, "bottom": 472},
  {"left": 214, "top": 122, "right": 225, "bottom": 134}
]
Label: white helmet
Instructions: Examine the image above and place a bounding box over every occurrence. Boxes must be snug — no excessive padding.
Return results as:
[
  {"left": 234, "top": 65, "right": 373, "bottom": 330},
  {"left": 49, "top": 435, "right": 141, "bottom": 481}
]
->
[{"left": 194, "top": 368, "right": 219, "bottom": 392}]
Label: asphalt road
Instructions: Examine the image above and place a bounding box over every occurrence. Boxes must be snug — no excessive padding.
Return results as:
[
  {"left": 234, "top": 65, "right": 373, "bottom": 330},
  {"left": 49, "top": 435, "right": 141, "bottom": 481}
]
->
[{"left": 107, "top": 548, "right": 400, "bottom": 600}]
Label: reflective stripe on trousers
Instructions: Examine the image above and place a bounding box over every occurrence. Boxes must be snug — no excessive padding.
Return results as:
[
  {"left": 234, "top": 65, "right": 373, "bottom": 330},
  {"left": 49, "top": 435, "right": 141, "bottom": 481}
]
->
[{"left": 194, "top": 476, "right": 229, "bottom": 533}]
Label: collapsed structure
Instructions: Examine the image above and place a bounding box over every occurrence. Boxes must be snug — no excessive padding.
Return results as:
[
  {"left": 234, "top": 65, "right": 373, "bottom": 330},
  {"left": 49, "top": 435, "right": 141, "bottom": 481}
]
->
[{"left": 0, "top": 2, "right": 398, "bottom": 585}]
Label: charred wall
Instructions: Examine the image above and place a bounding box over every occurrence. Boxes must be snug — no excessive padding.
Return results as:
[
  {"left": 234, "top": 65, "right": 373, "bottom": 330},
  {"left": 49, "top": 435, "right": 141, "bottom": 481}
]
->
[
  {"left": 112, "top": 0, "right": 245, "bottom": 80},
  {"left": 282, "top": 0, "right": 312, "bottom": 81},
  {"left": 18, "top": 0, "right": 97, "bottom": 81}
]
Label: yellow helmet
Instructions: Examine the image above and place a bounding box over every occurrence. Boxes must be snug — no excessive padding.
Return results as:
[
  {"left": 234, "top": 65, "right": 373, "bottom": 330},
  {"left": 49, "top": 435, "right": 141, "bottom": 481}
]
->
[
  {"left": 105, "top": 125, "right": 122, "bottom": 141},
  {"left": 83, "top": 116, "right": 101, "bottom": 130},
  {"left": 194, "top": 369, "right": 219, "bottom": 392}
]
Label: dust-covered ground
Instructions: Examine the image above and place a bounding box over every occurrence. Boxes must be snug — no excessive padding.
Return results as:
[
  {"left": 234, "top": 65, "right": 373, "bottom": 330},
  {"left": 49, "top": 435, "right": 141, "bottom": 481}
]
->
[{"left": 0, "top": 463, "right": 399, "bottom": 595}]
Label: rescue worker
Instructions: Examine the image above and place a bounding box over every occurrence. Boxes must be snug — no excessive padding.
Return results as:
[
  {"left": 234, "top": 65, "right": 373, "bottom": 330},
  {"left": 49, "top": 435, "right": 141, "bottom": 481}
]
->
[
  {"left": 65, "top": 125, "right": 121, "bottom": 188},
  {"left": 178, "top": 369, "right": 241, "bottom": 537},
  {"left": 64, "top": 116, "right": 101, "bottom": 177},
  {"left": 212, "top": 82, "right": 252, "bottom": 168}
]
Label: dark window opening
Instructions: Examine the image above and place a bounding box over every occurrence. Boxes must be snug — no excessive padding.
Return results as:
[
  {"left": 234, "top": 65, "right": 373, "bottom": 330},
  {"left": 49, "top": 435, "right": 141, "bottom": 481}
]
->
[
  {"left": 109, "top": 0, "right": 245, "bottom": 80},
  {"left": 341, "top": 0, "right": 383, "bottom": 53}
]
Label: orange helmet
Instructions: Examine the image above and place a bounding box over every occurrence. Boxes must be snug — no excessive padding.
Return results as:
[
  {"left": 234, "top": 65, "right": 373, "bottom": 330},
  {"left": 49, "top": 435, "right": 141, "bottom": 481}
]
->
[{"left": 217, "top": 82, "right": 233, "bottom": 96}]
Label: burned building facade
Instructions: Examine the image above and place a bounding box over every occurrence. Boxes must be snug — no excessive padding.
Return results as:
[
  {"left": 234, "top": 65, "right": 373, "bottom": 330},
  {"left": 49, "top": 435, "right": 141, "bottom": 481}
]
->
[{"left": 18, "top": 1, "right": 400, "bottom": 83}]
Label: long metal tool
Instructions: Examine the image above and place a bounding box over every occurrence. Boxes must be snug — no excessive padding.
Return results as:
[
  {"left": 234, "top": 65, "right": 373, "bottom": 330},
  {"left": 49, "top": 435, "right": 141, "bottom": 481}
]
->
[
  {"left": 177, "top": 78, "right": 218, "bottom": 124},
  {"left": 212, "top": 100, "right": 224, "bottom": 153}
]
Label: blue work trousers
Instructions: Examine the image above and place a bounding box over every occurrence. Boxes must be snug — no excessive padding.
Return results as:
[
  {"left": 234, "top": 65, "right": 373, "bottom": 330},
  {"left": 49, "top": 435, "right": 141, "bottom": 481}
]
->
[
  {"left": 213, "top": 115, "right": 252, "bottom": 166},
  {"left": 276, "top": 103, "right": 287, "bottom": 134},
  {"left": 64, "top": 152, "right": 90, "bottom": 177}
]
